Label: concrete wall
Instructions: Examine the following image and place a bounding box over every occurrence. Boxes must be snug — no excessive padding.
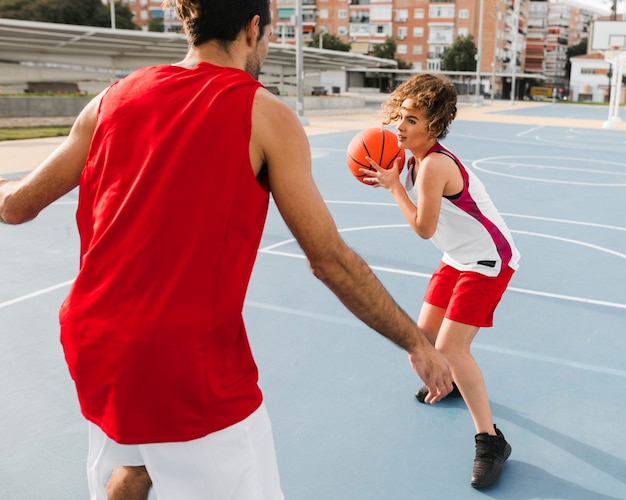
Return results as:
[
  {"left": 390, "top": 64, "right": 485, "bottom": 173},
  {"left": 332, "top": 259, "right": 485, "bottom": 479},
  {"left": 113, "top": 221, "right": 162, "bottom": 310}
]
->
[
  {"left": 0, "top": 96, "right": 91, "bottom": 118},
  {"left": 279, "top": 95, "right": 365, "bottom": 112},
  {"left": 0, "top": 95, "right": 367, "bottom": 120}
]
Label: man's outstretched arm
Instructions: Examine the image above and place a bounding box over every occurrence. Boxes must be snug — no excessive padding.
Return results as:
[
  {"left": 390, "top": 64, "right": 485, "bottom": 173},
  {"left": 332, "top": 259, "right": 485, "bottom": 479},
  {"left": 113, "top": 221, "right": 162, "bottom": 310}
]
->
[{"left": 252, "top": 91, "right": 453, "bottom": 402}]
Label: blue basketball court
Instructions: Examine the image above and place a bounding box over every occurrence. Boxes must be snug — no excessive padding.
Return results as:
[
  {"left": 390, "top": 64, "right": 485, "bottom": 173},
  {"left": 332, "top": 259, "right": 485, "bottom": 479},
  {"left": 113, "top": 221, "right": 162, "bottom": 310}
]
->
[{"left": 1, "top": 101, "right": 625, "bottom": 499}]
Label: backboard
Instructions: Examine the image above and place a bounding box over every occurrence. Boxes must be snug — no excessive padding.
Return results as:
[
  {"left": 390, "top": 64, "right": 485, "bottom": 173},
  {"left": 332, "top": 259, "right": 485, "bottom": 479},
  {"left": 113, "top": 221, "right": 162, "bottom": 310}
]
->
[{"left": 591, "top": 20, "right": 626, "bottom": 51}]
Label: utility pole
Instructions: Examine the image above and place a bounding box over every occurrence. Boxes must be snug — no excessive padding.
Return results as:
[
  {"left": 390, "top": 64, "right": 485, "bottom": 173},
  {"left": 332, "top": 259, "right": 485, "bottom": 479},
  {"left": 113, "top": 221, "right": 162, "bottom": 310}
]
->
[
  {"left": 295, "top": 0, "right": 308, "bottom": 125},
  {"left": 474, "top": 0, "right": 484, "bottom": 107},
  {"left": 110, "top": 0, "right": 116, "bottom": 30},
  {"left": 509, "top": 0, "right": 520, "bottom": 104}
]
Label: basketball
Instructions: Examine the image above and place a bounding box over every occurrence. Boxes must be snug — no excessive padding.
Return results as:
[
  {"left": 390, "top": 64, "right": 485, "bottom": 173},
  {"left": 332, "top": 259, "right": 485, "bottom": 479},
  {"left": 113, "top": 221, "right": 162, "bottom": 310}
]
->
[{"left": 346, "top": 127, "right": 405, "bottom": 184}]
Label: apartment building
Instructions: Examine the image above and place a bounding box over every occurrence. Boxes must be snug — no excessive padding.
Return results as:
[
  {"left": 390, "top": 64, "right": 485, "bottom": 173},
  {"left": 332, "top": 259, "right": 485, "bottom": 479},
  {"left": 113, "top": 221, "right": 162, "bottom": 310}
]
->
[
  {"left": 270, "top": 0, "right": 530, "bottom": 97},
  {"left": 525, "top": 0, "right": 601, "bottom": 94},
  {"left": 101, "top": 0, "right": 183, "bottom": 32},
  {"left": 111, "top": 0, "right": 600, "bottom": 99}
]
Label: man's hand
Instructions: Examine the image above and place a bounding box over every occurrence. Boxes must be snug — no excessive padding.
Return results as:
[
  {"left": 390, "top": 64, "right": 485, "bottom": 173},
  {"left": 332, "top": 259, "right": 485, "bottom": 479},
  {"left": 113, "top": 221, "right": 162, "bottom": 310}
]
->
[{"left": 408, "top": 346, "right": 452, "bottom": 404}]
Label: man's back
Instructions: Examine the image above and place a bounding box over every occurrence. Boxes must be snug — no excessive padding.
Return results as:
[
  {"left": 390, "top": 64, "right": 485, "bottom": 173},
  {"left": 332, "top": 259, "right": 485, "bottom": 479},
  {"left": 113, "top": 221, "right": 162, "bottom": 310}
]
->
[{"left": 60, "top": 63, "right": 268, "bottom": 445}]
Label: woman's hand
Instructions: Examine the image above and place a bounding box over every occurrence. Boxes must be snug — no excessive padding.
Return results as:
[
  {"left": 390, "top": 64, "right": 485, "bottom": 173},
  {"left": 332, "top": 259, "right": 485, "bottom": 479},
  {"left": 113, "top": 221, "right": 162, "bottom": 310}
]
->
[{"left": 360, "top": 156, "right": 404, "bottom": 191}]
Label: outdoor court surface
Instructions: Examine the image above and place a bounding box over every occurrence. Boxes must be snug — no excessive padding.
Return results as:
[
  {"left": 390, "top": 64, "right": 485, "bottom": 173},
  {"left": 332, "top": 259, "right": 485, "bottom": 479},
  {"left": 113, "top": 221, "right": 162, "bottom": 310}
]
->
[{"left": 1, "top": 101, "right": 625, "bottom": 499}]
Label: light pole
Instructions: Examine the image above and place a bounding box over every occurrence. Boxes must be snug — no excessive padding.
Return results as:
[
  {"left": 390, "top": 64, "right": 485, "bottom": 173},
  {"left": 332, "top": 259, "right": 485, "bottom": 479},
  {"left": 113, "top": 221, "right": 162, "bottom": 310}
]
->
[
  {"left": 490, "top": 3, "right": 501, "bottom": 101},
  {"left": 510, "top": 0, "right": 520, "bottom": 104},
  {"left": 110, "top": 0, "right": 116, "bottom": 30},
  {"left": 319, "top": 27, "right": 327, "bottom": 50},
  {"left": 474, "top": 0, "right": 484, "bottom": 107},
  {"left": 295, "top": 0, "right": 309, "bottom": 125}
]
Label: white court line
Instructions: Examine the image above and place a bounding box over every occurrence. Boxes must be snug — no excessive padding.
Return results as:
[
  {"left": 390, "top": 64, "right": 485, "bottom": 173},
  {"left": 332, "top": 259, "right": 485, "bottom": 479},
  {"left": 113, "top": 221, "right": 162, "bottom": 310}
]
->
[
  {"left": 259, "top": 248, "right": 626, "bottom": 311},
  {"left": 244, "top": 300, "right": 626, "bottom": 379},
  {"left": 512, "top": 229, "right": 626, "bottom": 259},
  {"left": 259, "top": 216, "right": 626, "bottom": 310},
  {"left": 326, "top": 203, "right": 626, "bottom": 234},
  {"left": 478, "top": 159, "right": 626, "bottom": 177},
  {"left": 515, "top": 124, "right": 545, "bottom": 137},
  {"left": 0, "top": 279, "right": 74, "bottom": 309},
  {"left": 472, "top": 155, "right": 626, "bottom": 186},
  {"left": 501, "top": 213, "right": 626, "bottom": 232}
]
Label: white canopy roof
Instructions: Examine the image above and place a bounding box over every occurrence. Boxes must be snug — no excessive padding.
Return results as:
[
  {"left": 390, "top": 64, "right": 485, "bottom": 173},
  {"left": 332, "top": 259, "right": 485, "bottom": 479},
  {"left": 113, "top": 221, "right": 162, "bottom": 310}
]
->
[{"left": 0, "top": 18, "right": 397, "bottom": 84}]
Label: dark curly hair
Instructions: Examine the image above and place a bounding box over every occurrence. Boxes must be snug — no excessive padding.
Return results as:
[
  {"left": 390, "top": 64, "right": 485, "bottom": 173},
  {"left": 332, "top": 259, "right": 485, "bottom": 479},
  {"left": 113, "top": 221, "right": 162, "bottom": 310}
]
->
[
  {"left": 382, "top": 74, "right": 457, "bottom": 140},
  {"left": 163, "top": 0, "right": 271, "bottom": 47}
]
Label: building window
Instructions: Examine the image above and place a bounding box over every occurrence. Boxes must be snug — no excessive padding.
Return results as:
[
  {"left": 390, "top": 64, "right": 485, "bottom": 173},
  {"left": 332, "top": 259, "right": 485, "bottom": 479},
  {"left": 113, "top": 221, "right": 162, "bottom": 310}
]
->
[
  {"left": 459, "top": 9, "right": 469, "bottom": 20},
  {"left": 338, "top": 9, "right": 347, "bottom": 19},
  {"left": 397, "top": 44, "right": 407, "bottom": 55},
  {"left": 397, "top": 27, "right": 408, "bottom": 40},
  {"left": 277, "top": 8, "right": 295, "bottom": 19},
  {"left": 429, "top": 6, "right": 454, "bottom": 18},
  {"left": 413, "top": 44, "right": 423, "bottom": 55},
  {"left": 413, "top": 27, "right": 424, "bottom": 37},
  {"left": 395, "top": 9, "right": 408, "bottom": 22},
  {"left": 414, "top": 8, "right": 424, "bottom": 19},
  {"left": 458, "top": 27, "right": 469, "bottom": 37},
  {"left": 318, "top": 9, "right": 328, "bottom": 19}
]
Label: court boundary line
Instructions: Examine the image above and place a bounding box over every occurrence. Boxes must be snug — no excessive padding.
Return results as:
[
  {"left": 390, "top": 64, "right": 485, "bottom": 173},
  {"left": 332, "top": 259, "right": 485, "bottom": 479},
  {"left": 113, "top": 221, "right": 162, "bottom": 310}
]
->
[
  {"left": 247, "top": 299, "right": 626, "bottom": 379},
  {"left": 257, "top": 250, "right": 626, "bottom": 310}
]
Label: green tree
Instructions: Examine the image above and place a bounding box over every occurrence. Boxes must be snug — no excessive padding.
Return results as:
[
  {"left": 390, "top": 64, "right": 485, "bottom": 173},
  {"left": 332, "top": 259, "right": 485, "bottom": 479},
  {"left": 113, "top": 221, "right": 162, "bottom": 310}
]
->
[
  {"left": 308, "top": 32, "right": 351, "bottom": 51},
  {"left": 396, "top": 58, "right": 412, "bottom": 70},
  {"left": 440, "top": 35, "right": 477, "bottom": 71},
  {"left": 370, "top": 37, "right": 412, "bottom": 69},
  {"left": 565, "top": 37, "right": 587, "bottom": 79},
  {"left": 371, "top": 37, "right": 397, "bottom": 60},
  {"left": 0, "top": 0, "right": 137, "bottom": 29},
  {"left": 148, "top": 17, "right": 164, "bottom": 33}
]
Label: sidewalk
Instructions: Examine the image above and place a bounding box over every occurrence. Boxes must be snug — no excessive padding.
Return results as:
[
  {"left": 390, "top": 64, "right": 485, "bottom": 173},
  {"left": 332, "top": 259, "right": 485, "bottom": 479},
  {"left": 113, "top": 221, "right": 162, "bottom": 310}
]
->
[{"left": 2, "top": 100, "right": 624, "bottom": 175}]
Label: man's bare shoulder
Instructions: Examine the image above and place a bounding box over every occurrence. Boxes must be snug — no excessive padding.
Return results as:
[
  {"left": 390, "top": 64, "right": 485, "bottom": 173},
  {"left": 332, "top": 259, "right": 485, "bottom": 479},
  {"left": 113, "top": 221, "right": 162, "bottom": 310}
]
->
[{"left": 253, "top": 87, "right": 298, "bottom": 123}]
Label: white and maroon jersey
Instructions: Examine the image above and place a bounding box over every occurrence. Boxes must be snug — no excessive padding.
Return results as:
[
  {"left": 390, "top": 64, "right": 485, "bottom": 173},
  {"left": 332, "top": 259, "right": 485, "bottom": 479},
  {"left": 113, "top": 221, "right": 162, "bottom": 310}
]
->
[{"left": 405, "top": 142, "right": 520, "bottom": 277}]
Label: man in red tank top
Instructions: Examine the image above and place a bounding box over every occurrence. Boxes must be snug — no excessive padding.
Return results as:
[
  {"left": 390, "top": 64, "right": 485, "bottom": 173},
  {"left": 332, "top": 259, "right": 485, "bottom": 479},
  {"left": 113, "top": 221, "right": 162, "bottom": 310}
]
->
[{"left": 0, "top": 1, "right": 452, "bottom": 498}]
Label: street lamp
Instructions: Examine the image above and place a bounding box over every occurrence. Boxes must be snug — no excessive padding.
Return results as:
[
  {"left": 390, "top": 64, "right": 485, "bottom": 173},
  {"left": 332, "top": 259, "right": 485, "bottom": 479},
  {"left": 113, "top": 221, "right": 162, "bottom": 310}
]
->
[
  {"left": 510, "top": 0, "right": 520, "bottom": 105},
  {"left": 295, "top": 0, "right": 309, "bottom": 125},
  {"left": 319, "top": 27, "right": 328, "bottom": 50},
  {"left": 474, "top": 0, "right": 484, "bottom": 107},
  {"left": 110, "top": 0, "right": 116, "bottom": 30},
  {"left": 490, "top": 3, "right": 501, "bottom": 101}
]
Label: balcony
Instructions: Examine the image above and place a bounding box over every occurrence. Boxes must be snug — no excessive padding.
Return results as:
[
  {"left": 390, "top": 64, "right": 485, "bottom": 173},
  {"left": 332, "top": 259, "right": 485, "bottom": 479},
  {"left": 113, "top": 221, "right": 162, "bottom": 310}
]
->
[
  {"left": 350, "top": 15, "right": 370, "bottom": 23},
  {"left": 427, "top": 59, "right": 442, "bottom": 71}
]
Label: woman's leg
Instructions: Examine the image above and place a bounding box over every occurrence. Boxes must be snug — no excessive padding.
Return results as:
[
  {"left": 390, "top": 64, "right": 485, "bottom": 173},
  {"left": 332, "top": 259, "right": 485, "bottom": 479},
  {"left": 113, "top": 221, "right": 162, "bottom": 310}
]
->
[
  {"left": 416, "top": 301, "right": 446, "bottom": 345},
  {"left": 434, "top": 319, "right": 495, "bottom": 435}
]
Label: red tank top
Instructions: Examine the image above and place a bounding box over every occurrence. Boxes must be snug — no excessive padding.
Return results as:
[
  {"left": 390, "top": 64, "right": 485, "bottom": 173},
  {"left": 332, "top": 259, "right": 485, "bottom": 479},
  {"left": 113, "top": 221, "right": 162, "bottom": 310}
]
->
[{"left": 59, "top": 63, "right": 268, "bottom": 444}]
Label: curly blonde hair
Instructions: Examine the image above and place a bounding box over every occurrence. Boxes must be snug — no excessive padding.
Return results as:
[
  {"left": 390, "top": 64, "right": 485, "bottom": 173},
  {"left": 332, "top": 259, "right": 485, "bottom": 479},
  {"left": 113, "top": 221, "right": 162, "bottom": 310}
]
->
[{"left": 382, "top": 74, "right": 457, "bottom": 140}]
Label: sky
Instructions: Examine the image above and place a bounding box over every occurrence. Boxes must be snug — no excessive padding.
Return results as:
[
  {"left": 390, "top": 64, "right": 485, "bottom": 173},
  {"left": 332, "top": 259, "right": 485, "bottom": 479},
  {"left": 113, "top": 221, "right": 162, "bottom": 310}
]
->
[{"left": 572, "top": 0, "right": 623, "bottom": 14}]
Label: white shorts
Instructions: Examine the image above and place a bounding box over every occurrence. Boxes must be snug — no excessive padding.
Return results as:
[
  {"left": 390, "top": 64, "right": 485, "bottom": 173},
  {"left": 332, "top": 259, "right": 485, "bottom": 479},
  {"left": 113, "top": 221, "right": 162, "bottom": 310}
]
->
[{"left": 86, "top": 403, "right": 284, "bottom": 500}]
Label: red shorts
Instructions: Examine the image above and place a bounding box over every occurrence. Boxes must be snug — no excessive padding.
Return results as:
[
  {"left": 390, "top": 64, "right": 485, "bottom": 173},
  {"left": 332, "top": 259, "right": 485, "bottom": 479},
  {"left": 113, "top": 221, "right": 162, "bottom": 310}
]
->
[{"left": 423, "top": 262, "right": 514, "bottom": 328}]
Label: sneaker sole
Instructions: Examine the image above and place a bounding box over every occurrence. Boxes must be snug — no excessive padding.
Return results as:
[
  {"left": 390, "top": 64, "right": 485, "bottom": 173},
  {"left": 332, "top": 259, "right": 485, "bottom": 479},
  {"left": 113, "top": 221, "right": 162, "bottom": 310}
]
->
[
  {"left": 470, "top": 443, "right": 511, "bottom": 489},
  {"left": 414, "top": 383, "right": 462, "bottom": 404}
]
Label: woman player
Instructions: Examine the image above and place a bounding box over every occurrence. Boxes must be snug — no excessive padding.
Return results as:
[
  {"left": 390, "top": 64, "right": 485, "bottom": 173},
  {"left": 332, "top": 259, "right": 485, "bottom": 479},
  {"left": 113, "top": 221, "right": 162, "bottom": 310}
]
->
[{"left": 361, "top": 73, "right": 520, "bottom": 489}]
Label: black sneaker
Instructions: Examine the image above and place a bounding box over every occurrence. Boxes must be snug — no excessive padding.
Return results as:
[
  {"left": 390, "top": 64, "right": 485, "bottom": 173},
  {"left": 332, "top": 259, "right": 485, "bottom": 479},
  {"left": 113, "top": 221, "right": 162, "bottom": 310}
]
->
[
  {"left": 470, "top": 425, "right": 511, "bottom": 489},
  {"left": 414, "top": 382, "right": 462, "bottom": 403}
]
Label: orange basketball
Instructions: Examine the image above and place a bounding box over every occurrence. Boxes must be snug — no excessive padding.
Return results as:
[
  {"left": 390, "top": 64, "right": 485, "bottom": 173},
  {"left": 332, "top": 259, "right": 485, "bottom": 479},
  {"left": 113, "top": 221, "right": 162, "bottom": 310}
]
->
[{"left": 346, "top": 127, "right": 405, "bottom": 185}]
